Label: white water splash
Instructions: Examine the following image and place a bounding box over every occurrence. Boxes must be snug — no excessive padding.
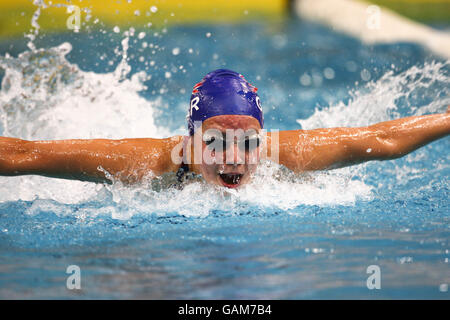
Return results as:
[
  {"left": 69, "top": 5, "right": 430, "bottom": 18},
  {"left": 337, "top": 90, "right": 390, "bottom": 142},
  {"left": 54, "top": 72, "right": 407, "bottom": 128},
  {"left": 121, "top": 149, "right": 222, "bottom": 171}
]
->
[
  {"left": 18, "top": 160, "right": 373, "bottom": 220},
  {"left": 0, "top": 42, "right": 165, "bottom": 140},
  {"left": 296, "top": 60, "right": 450, "bottom": 196},
  {"left": 0, "top": 44, "right": 448, "bottom": 218},
  {"left": 0, "top": 41, "right": 169, "bottom": 205},
  {"left": 24, "top": 0, "right": 47, "bottom": 51},
  {"left": 297, "top": 61, "right": 450, "bottom": 130}
]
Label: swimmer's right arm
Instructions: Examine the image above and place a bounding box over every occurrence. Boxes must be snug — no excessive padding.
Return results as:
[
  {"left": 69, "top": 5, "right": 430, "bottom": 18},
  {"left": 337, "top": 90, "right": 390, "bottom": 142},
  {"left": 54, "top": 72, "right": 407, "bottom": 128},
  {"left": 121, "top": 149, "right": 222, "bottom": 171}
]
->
[{"left": 0, "top": 136, "right": 184, "bottom": 184}]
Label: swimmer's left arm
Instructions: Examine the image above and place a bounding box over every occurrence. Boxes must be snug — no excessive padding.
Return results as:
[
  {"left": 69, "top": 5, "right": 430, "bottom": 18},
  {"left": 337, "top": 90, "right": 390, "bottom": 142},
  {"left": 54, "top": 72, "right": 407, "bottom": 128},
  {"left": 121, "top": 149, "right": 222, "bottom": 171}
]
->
[{"left": 271, "top": 110, "right": 450, "bottom": 171}]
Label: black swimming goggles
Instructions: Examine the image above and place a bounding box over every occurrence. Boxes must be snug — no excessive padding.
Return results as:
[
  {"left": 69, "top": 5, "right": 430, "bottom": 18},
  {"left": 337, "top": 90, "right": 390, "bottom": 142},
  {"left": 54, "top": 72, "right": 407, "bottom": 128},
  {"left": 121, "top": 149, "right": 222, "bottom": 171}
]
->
[{"left": 203, "top": 131, "right": 262, "bottom": 152}]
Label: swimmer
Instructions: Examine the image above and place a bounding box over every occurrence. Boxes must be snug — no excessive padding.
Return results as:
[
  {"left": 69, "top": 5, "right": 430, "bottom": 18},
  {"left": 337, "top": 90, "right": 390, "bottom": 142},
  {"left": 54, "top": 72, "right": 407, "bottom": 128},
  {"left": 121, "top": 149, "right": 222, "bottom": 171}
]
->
[{"left": 0, "top": 69, "right": 449, "bottom": 188}]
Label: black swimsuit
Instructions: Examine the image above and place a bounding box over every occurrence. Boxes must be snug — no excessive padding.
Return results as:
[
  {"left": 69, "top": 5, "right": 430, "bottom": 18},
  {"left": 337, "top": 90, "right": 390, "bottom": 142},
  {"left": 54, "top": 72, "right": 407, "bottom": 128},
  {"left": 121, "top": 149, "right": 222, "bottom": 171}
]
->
[
  {"left": 176, "top": 162, "right": 190, "bottom": 183},
  {"left": 171, "top": 136, "right": 200, "bottom": 188}
]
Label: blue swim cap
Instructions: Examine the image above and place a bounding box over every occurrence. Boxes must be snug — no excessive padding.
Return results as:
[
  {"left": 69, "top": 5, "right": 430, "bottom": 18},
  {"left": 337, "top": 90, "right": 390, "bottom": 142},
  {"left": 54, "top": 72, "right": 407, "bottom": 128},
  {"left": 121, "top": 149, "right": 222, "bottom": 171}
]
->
[{"left": 187, "top": 69, "right": 264, "bottom": 135}]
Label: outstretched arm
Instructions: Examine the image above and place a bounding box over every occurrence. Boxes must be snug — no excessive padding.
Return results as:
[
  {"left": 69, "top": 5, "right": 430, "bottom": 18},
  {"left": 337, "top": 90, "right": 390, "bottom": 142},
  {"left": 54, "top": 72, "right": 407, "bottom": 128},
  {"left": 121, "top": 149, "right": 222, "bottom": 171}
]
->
[
  {"left": 0, "top": 136, "right": 183, "bottom": 183},
  {"left": 271, "top": 109, "right": 450, "bottom": 172}
]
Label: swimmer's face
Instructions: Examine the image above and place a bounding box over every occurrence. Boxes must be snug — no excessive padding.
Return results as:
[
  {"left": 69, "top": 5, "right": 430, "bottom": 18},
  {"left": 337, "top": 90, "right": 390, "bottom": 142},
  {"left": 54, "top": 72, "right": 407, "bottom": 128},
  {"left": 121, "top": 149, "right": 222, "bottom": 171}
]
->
[{"left": 192, "top": 115, "right": 262, "bottom": 189}]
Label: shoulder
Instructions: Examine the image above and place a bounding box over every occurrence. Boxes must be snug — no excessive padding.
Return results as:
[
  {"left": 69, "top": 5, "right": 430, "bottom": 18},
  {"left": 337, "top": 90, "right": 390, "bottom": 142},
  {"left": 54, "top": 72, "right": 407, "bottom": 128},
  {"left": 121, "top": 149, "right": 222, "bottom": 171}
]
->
[{"left": 115, "top": 136, "right": 185, "bottom": 174}]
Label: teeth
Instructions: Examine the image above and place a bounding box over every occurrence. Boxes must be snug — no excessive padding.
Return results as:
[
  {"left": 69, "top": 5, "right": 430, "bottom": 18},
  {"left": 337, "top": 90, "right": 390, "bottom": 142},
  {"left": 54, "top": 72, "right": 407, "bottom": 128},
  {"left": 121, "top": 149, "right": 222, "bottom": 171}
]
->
[{"left": 220, "top": 174, "right": 242, "bottom": 185}]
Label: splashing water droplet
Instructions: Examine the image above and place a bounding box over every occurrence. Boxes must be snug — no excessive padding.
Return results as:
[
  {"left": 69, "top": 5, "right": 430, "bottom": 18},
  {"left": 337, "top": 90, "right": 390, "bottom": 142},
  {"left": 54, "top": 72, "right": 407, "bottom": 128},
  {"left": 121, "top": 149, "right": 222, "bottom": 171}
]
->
[{"left": 172, "top": 48, "right": 180, "bottom": 55}]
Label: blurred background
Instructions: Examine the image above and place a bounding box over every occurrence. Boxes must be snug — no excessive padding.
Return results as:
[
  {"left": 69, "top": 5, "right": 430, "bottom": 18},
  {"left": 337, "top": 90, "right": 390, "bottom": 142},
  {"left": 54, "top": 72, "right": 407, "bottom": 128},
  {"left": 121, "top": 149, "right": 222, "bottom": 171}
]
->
[
  {"left": 0, "top": 0, "right": 449, "bottom": 299},
  {"left": 1, "top": 0, "right": 449, "bottom": 137},
  {"left": 1, "top": 0, "right": 449, "bottom": 37}
]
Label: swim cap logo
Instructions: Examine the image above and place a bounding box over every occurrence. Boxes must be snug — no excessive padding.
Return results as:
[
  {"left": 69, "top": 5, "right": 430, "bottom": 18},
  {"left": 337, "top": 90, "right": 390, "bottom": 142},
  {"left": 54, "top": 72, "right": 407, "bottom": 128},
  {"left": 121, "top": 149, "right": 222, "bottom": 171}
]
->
[
  {"left": 192, "top": 80, "right": 205, "bottom": 94},
  {"left": 239, "top": 74, "right": 258, "bottom": 93}
]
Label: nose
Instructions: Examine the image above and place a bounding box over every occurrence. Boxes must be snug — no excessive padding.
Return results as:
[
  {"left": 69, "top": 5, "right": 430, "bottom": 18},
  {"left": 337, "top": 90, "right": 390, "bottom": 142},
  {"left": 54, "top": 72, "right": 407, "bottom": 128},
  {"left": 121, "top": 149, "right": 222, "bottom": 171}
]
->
[{"left": 224, "top": 142, "right": 245, "bottom": 165}]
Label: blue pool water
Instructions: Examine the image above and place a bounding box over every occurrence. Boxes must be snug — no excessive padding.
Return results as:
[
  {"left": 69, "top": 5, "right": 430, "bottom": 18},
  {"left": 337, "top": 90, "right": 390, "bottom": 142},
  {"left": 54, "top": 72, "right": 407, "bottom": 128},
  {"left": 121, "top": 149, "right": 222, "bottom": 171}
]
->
[{"left": 0, "top": 18, "right": 449, "bottom": 299}]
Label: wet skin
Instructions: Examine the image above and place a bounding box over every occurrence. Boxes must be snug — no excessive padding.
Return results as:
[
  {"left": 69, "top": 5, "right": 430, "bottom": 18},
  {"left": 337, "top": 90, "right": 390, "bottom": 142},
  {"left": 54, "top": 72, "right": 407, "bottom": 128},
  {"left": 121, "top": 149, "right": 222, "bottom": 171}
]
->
[
  {"left": 0, "top": 108, "right": 448, "bottom": 186},
  {"left": 187, "top": 115, "right": 262, "bottom": 189}
]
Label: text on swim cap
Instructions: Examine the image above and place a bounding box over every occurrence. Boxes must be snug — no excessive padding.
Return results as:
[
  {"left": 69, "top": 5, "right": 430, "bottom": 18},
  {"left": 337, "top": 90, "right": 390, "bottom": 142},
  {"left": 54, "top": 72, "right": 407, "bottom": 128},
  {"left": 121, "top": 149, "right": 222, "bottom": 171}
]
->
[
  {"left": 256, "top": 96, "right": 262, "bottom": 112},
  {"left": 190, "top": 97, "right": 200, "bottom": 116}
]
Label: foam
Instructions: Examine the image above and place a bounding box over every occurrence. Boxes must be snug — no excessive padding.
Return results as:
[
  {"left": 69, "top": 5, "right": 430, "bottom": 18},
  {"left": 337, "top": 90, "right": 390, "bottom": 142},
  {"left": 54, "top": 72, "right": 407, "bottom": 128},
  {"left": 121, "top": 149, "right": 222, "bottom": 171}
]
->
[{"left": 0, "top": 42, "right": 448, "bottom": 218}]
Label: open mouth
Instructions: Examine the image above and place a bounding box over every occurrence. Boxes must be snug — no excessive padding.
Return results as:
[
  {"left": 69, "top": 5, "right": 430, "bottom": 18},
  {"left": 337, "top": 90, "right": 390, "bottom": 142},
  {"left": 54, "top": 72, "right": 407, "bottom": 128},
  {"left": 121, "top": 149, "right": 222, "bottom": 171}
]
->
[{"left": 219, "top": 173, "right": 243, "bottom": 188}]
